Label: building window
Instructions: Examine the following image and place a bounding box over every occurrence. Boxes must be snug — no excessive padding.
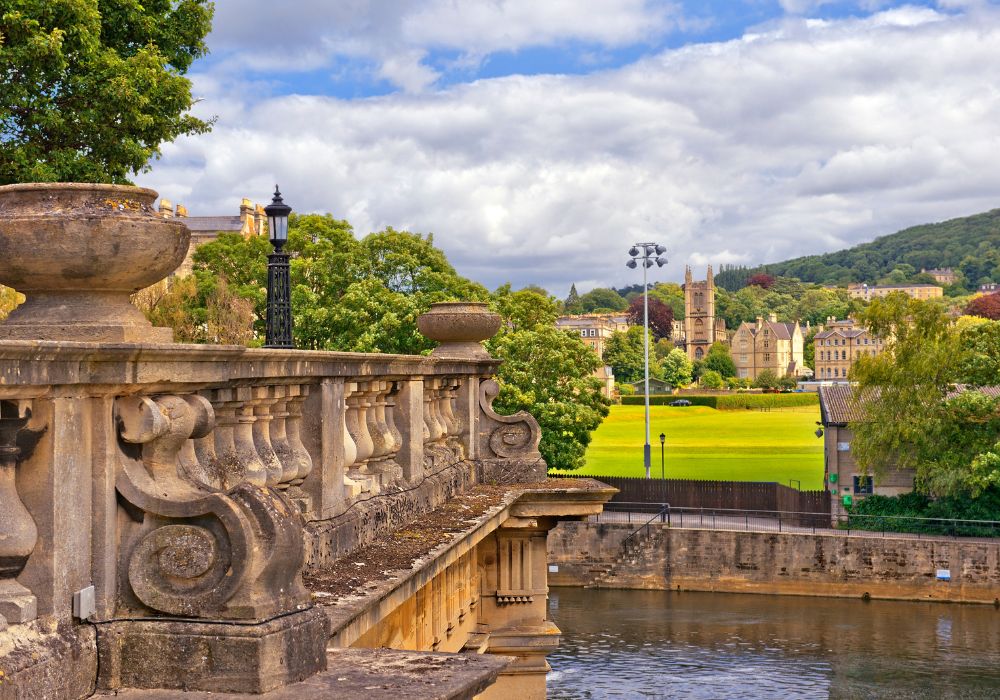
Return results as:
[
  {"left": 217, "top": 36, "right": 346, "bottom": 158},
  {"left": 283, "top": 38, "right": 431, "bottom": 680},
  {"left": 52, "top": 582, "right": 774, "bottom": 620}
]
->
[
  {"left": 763, "top": 340, "right": 769, "bottom": 349},
  {"left": 580, "top": 330, "right": 586, "bottom": 337},
  {"left": 763, "top": 353, "right": 771, "bottom": 362},
  {"left": 740, "top": 354, "right": 748, "bottom": 362},
  {"left": 853, "top": 475, "right": 873, "bottom": 495},
  {"left": 589, "top": 329, "right": 596, "bottom": 337}
]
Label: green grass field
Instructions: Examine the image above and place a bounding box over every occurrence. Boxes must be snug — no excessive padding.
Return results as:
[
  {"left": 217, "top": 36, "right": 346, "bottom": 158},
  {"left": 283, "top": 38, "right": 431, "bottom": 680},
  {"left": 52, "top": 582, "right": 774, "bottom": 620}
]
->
[{"left": 554, "top": 404, "right": 825, "bottom": 489}]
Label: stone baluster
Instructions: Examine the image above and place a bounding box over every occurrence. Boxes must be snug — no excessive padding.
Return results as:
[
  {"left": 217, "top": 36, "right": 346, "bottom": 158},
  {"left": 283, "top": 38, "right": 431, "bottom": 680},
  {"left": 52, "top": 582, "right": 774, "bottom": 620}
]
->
[
  {"left": 367, "top": 381, "right": 402, "bottom": 485},
  {"left": 0, "top": 402, "right": 41, "bottom": 628},
  {"left": 345, "top": 381, "right": 377, "bottom": 493},
  {"left": 385, "top": 382, "right": 404, "bottom": 462},
  {"left": 285, "top": 384, "right": 313, "bottom": 487},
  {"left": 440, "top": 377, "right": 464, "bottom": 460},
  {"left": 268, "top": 385, "right": 295, "bottom": 485},
  {"left": 192, "top": 393, "right": 222, "bottom": 490},
  {"left": 211, "top": 387, "right": 267, "bottom": 488},
  {"left": 340, "top": 382, "right": 364, "bottom": 498},
  {"left": 249, "top": 385, "right": 283, "bottom": 486}
]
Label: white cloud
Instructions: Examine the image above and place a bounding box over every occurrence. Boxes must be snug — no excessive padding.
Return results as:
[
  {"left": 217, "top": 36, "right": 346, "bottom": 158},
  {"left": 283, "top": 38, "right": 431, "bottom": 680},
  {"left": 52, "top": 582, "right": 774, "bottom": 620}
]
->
[
  {"left": 205, "top": 0, "right": 679, "bottom": 92},
  {"left": 141, "top": 6, "right": 1000, "bottom": 295}
]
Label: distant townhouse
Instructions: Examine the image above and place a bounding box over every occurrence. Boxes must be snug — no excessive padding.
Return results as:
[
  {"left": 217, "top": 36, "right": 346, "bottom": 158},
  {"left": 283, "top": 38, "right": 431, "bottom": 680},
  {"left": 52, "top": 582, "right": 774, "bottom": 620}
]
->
[
  {"left": 731, "top": 314, "right": 806, "bottom": 380},
  {"left": 555, "top": 314, "right": 627, "bottom": 398},
  {"left": 157, "top": 197, "right": 266, "bottom": 276},
  {"left": 813, "top": 318, "right": 884, "bottom": 382},
  {"left": 921, "top": 267, "right": 957, "bottom": 285},
  {"left": 979, "top": 282, "right": 999, "bottom": 293},
  {"left": 847, "top": 283, "right": 943, "bottom": 302}
]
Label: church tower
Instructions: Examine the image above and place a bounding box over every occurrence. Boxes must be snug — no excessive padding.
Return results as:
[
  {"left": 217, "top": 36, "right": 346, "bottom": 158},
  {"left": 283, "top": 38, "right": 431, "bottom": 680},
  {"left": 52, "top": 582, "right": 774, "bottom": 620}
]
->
[{"left": 683, "top": 265, "right": 717, "bottom": 362}]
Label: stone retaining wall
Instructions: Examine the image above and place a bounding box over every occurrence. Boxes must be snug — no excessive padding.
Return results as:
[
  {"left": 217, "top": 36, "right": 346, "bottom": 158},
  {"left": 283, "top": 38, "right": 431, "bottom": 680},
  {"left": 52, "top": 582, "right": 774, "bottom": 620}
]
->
[{"left": 547, "top": 522, "right": 1000, "bottom": 604}]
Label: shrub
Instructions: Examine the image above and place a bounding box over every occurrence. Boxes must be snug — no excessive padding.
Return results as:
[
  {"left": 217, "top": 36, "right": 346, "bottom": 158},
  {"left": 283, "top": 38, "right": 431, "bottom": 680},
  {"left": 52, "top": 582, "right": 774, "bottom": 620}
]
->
[{"left": 700, "top": 370, "right": 724, "bottom": 389}]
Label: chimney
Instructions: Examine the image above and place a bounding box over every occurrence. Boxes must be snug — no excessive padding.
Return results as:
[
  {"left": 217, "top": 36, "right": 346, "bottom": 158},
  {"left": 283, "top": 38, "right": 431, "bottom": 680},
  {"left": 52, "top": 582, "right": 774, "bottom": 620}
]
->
[
  {"left": 768, "top": 313, "right": 777, "bottom": 323},
  {"left": 158, "top": 198, "right": 173, "bottom": 218},
  {"left": 756, "top": 316, "right": 764, "bottom": 332},
  {"left": 254, "top": 203, "right": 265, "bottom": 236},
  {"left": 175, "top": 204, "right": 188, "bottom": 218}
]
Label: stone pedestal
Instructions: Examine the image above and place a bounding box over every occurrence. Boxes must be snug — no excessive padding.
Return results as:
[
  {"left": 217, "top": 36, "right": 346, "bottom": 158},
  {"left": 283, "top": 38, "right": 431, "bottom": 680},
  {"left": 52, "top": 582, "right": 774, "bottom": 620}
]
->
[{"left": 95, "top": 606, "right": 329, "bottom": 694}]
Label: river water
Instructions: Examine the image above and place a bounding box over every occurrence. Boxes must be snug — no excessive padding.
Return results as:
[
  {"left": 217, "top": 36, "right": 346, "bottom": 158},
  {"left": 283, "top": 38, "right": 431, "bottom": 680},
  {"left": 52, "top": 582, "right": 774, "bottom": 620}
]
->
[{"left": 546, "top": 588, "right": 1000, "bottom": 699}]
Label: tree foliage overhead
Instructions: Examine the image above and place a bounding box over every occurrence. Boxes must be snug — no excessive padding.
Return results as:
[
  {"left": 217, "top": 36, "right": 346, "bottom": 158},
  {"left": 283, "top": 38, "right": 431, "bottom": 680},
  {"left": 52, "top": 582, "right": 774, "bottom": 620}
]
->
[
  {"left": 0, "top": 0, "right": 214, "bottom": 184},
  {"left": 602, "top": 326, "right": 662, "bottom": 385}
]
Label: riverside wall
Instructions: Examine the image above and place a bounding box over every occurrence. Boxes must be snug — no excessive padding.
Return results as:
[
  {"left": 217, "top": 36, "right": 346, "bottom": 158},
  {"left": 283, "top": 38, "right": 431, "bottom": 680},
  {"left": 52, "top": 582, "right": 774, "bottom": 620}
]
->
[{"left": 547, "top": 522, "right": 1000, "bottom": 604}]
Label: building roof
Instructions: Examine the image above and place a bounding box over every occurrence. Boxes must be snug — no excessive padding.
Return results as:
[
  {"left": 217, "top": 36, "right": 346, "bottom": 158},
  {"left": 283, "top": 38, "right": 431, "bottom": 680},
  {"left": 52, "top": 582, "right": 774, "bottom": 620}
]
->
[
  {"left": 814, "top": 328, "right": 867, "bottom": 339},
  {"left": 818, "top": 384, "right": 858, "bottom": 426},
  {"left": 183, "top": 216, "right": 243, "bottom": 232},
  {"left": 850, "top": 283, "right": 941, "bottom": 290},
  {"left": 822, "top": 384, "right": 1000, "bottom": 426},
  {"left": 946, "top": 385, "right": 1000, "bottom": 400},
  {"left": 738, "top": 319, "right": 798, "bottom": 340}
]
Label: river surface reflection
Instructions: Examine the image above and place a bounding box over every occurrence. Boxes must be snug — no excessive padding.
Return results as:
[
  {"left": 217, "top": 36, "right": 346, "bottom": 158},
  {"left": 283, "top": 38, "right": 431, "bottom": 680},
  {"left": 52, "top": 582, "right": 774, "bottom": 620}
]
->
[{"left": 547, "top": 588, "right": 1000, "bottom": 699}]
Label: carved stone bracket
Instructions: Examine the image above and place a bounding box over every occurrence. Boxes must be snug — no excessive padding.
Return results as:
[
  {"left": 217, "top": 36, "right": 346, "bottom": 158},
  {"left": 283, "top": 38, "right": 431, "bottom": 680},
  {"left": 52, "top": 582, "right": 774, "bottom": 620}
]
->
[
  {"left": 114, "top": 395, "right": 309, "bottom": 620},
  {"left": 478, "top": 379, "right": 542, "bottom": 457}
]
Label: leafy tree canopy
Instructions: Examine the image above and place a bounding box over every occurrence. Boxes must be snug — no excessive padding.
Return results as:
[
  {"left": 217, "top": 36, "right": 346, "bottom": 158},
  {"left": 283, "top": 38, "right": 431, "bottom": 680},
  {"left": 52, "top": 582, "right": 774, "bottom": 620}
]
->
[
  {"left": 146, "top": 214, "right": 608, "bottom": 472},
  {"left": 661, "top": 347, "right": 693, "bottom": 387},
  {"left": 602, "top": 326, "right": 662, "bottom": 384},
  {"left": 850, "top": 295, "right": 1000, "bottom": 497},
  {"left": 1, "top": 0, "right": 214, "bottom": 183},
  {"left": 965, "top": 292, "right": 1000, "bottom": 320},
  {"left": 702, "top": 341, "right": 736, "bottom": 378},
  {"left": 625, "top": 294, "right": 673, "bottom": 341},
  {"left": 578, "top": 287, "right": 627, "bottom": 313}
]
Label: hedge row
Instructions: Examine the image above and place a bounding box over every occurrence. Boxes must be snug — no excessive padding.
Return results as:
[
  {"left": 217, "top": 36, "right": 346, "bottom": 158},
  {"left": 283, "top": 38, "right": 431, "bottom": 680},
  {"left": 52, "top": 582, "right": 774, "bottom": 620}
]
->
[
  {"left": 843, "top": 490, "right": 1000, "bottom": 537},
  {"left": 620, "top": 393, "right": 818, "bottom": 410}
]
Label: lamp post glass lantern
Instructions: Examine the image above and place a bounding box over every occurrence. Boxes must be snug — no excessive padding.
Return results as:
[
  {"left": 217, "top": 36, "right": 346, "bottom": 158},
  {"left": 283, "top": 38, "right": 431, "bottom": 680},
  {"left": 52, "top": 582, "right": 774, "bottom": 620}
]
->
[
  {"left": 659, "top": 432, "right": 666, "bottom": 481},
  {"left": 626, "top": 243, "right": 668, "bottom": 478},
  {"left": 264, "top": 185, "right": 293, "bottom": 348}
]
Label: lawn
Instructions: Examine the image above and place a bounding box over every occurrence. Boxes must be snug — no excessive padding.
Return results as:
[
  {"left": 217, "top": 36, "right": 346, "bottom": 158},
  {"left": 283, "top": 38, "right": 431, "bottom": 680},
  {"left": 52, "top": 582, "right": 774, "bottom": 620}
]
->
[{"left": 554, "top": 404, "right": 825, "bottom": 489}]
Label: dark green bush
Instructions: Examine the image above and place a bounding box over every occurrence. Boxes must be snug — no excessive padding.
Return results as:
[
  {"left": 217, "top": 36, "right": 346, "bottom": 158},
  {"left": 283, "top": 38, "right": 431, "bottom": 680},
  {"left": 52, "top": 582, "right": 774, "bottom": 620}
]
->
[
  {"left": 845, "top": 488, "right": 1000, "bottom": 537},
  {"left": 620, "top": 393, "right": 818, "bottom": 410}
]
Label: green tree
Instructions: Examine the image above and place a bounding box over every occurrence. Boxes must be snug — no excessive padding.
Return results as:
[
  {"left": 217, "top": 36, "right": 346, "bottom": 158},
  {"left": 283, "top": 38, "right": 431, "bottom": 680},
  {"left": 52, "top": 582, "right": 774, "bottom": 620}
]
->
[
  {"left": 753, "top": 369, "right": 780, "bottom": 390},
  {"left": 700, "top": 369, "right": 723, "bottom": 389},
  {"left": 702, "top": 342, "right": 736, "bottom": 378},
  {"left": 491, "top": 285, "right": 560, "bottom": 332},
  {"left": 661, "top": 348, "right": 693, "bottom": 388},
  {"left": 1, "top": 0, "right": 214, "bottom": 183},
  {"left": 563, "top": 283, "right": 583, "bottom": 314},
  {"left": 579, "top": 287, "right": 628, "bottom": 313},
  {"left": 958, "top": 320, "right": 1000, "bottom": 386},
  {"left": 488, "top": 326, "right": 610, "bottom": 471},
  {"left": 849, "top": 294, "right": 1000, "bottom": 496},
  {"left": 602, "top": 326, "right": 662, "bottom": 384}
]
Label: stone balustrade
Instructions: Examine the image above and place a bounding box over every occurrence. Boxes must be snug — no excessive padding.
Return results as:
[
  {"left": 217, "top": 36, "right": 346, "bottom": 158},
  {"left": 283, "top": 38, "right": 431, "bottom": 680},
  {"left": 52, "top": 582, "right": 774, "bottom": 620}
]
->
[{"left": 0, "top": 184, "right": 593, "bottom": 699}]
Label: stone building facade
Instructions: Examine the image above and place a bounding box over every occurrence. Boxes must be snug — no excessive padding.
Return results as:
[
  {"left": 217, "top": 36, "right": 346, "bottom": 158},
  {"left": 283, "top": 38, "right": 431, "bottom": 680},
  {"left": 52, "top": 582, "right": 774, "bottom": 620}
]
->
[
  {"left": 813, "top": 318, "right": 884, "bottom": 381},
  {"left": 555, "top": 314, "right": 627, "bottom": 398},
  {"left": 732, "top": 314, "right": 805, "bottom": 380},
  {"left": 847, "top": 283, "right": 943, "bottom": 301},
  {"left": 158, "top": 197, "right": 266, "bottom": 276},
  {"left": 682, "top": 266, "right": 727, "bottom": 361}
]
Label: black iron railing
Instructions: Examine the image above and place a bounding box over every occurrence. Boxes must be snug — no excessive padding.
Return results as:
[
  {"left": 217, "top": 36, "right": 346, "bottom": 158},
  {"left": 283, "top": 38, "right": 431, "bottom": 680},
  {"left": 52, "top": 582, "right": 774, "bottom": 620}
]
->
[{"left": 592, "top": 502, "right": 1000, "bottom": 540}]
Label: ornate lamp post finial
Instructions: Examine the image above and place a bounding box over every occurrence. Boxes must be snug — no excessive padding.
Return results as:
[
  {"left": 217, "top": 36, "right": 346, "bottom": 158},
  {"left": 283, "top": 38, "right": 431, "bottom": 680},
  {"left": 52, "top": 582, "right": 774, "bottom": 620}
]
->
[{"left": 264, "top": 185, "right": 294, "bottom": 348}]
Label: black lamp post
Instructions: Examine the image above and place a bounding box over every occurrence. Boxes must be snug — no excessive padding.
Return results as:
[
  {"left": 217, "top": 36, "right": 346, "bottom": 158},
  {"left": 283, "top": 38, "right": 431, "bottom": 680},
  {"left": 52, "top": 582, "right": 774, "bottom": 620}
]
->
[
  {"left": 264, "top": 185, "right": 293, "bottom": 348},
  {"left": 659, "top": 432, "right": 666, "bottom": 480},
  {"left": 626, "top": 243, "right": 668, "bottom": 478}
]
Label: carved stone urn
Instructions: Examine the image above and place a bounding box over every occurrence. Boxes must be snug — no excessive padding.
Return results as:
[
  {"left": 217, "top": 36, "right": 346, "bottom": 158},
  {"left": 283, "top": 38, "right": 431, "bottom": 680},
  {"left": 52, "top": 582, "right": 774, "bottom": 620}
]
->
[
  {"left": 417, "top": 301, "right": 501, "bottom": 360},
  {"left": 0, "top": 183, "right": 190, "bottom": 342}
]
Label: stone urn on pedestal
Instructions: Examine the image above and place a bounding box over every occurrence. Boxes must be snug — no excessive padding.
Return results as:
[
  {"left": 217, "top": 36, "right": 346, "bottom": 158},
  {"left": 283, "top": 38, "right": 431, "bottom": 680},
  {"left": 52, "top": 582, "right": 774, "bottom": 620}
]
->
[
  {"left": 0, "top": 183, "right": 190, "bottom": 342},
  {"left": 417, "top": 302, "right": 502, "bottom": 360}
]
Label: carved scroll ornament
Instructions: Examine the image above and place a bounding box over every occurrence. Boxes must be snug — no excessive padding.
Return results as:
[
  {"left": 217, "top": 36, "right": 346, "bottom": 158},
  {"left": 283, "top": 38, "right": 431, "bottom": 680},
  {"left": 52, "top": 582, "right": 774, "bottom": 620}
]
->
[
  {"left": 115, "top": 395, "right": 309, "bottom": 620},
  {"left": 478, "top": 379, "right": 542, "bottom": 460}
]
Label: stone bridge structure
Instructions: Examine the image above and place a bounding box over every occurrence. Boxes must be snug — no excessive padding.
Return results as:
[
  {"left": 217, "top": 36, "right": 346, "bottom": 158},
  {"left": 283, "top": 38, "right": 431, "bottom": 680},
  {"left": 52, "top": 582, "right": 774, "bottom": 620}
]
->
[{"left": 0, "top": 183, "right": 614, "bottom": 699}]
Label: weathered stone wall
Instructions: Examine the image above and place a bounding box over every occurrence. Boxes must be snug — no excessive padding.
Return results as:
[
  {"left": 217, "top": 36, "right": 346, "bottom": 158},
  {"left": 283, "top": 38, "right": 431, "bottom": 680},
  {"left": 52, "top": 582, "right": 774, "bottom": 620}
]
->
[{"left": 548, "top": 522, "right": 1000, "bottom": 604}]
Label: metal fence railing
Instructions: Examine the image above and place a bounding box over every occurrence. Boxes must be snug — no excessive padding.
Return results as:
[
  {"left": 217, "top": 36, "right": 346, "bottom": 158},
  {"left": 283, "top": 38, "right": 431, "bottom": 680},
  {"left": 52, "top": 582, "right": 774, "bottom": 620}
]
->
[{"left": 590, "top": 502, "right": 1000, "bottom": 540}]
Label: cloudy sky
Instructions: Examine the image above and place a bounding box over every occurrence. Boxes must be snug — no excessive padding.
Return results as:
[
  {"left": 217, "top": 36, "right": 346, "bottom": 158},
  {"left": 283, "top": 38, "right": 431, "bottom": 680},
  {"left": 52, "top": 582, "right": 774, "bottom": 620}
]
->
[{"left": 137, "top": 0, "right": 1000, "bottom": 295}]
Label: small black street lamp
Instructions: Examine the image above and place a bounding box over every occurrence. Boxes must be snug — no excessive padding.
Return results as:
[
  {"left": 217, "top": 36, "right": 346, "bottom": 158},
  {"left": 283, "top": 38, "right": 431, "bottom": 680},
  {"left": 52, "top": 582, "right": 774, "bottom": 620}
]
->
[
  {"left": 659, "top": 432, "right": 666, "bottom": 480},
  {"left": 264, "top": 185, "right": 293, "bottom": 348}
]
